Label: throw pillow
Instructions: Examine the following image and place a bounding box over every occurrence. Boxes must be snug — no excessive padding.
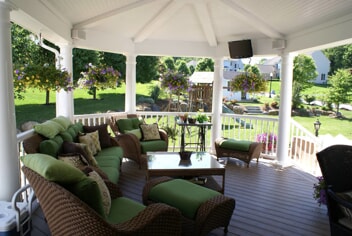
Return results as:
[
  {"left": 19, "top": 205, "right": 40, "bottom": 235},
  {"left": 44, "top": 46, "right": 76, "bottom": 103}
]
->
[
  {"left": 87, "top": 170, "right": 111, "bottom": 216},
  {"left": 83, "top": 124, "right": 112, "bottom": 148},
  {"left": 58, "top": 153, "right": 89, "bottom": 169},
  {"left": 79, "top": 131, "right": 101, "bottom": 155},
  {"left": 126, "top": 128, "right": 142, "bottom": 140},
  {"left": 139, "top": 123, "right": 161, "bottom": 141},
  {"left": 52, "top": 116, "right": 72, "bottom": 130},
  {"left": 21, "top": 153, "right": 85, "bottom": 183},
  {"left": 34, "top": 120, "right": 65, "bottom": 139},
  {"left": 62, "top": 141, "right": 98, "bottom": 167}
]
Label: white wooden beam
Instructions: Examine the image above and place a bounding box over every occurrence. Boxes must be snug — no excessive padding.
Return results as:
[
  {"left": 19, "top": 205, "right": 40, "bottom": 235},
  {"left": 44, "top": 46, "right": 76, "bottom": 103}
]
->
[
  {"left": 73, "top": 0, "right": 157, "bottom": 29},
  {"left": 193, "top": 2, "right": 217, "bottom": 47},
  {"left": 220, "top": 0, "right": 283, "bottom": 39},
  {"left": 133, "top": 0, "right": 184, "bottom": 43}
]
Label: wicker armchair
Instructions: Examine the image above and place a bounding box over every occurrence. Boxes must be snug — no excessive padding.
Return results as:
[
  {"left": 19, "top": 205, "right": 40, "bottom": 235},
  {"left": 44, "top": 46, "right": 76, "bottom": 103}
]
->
[
  {"left": 22, "top": 166, "right": 182, "bottom": 236},
  {"left": 317, "top": 145, "right": 352, "bottom": 235},
  {"left": 109, "top": 114, "right": 168, "bottom": 169}
]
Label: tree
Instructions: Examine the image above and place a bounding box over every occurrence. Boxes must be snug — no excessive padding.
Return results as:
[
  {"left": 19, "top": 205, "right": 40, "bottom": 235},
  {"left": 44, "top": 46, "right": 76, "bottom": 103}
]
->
[
  {"left": 136, "top": 56, "right": 159, "bottom": 83},
  {"left": 323, "top": 45, "right": 352, "bottom": 75},
  {"left": 176, "top": 60, "right": 190, "bottom": 76},
  {"left": 328, "top": 69, "right": 352, "bottom": 114},
  {"left": 244, "top": 64, "right": 261, "bottom": 77},
  {"left": 195, "top": 58, "right": 214, "bottom": 71},
  {"left": 162, "top": 57, "right": 176, "bottom": 71},
  {"left": 292, "top": 54, "right": 318, "bottom": 108}
]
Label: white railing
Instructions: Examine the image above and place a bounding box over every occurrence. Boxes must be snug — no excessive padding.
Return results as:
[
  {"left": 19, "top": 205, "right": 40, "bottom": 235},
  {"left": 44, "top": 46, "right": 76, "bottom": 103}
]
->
[{"left": 16, "top": 111, "right": 322, "bottom": 189}]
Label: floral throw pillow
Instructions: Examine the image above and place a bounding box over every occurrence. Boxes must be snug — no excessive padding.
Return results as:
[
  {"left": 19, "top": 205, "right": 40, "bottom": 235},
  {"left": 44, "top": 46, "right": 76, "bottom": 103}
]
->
[
  {"left": 58, "top": 153, "right": 89, "bottom": 169},
  {"left": 139, "top": 123, "right": 161, "bottom": 141},
  {"left": 87, "top": 170, "right": 111, "bottom": 216},
  {"left": 79, "top": 131, "right": 101, "bottom": 155}
]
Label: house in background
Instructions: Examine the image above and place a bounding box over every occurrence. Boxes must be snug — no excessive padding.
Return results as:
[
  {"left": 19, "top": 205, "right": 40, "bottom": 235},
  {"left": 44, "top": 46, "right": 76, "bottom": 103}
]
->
[
  {"left": 223, "top": 59, "right": 244, "bottom": 72},
  {"left": 258, "top": 51, "right": 330, "bottom": 84}
]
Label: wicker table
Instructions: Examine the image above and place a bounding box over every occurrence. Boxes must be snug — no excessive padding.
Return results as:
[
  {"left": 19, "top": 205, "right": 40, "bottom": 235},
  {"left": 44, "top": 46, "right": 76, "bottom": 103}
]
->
[{"left": 146, "top": 152, "right": 225, "bottom": 193}]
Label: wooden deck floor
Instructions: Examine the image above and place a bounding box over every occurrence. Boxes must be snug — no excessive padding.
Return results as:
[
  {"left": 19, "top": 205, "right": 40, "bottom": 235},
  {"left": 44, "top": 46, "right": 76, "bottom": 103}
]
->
[{"left": 119, "top": 157, "right": 330, "bottom": 236}]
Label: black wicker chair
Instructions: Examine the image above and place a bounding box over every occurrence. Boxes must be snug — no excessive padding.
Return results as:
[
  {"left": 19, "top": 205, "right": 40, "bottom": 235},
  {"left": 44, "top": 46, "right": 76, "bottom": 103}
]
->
[{"left": 316, "top": 145, "right": 352, "bottom": 236}]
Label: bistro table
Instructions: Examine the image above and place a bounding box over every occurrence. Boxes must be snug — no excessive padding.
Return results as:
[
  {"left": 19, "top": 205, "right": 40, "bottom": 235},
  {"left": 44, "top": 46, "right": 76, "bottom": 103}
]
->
[{"left": 177, "top": 121, "right": 212, "bottom": 152}]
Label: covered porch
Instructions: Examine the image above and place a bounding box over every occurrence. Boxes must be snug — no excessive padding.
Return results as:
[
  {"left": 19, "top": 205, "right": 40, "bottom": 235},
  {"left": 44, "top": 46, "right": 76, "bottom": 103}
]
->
[{"left": 2, "top": 0, "right": 352, "bottom": 235}]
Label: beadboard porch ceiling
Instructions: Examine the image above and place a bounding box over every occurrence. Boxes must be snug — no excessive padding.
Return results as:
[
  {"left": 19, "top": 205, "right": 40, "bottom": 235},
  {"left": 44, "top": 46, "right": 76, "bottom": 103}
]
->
[{"left": 9, "top": 0, "right": 352, "bottom": 57}]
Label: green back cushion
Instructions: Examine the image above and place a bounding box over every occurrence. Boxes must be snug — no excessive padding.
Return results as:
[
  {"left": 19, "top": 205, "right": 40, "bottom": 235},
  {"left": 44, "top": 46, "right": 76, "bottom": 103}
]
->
[
  {"left": 64, "top": 177, "right": 106, "bottom": 218},
  {"left": 117, "top": 118, "right": 141, "bottom": 134},
  {"left": 219, "top": 139, "right": 252, "bottom": 152},
  {"left": 52, "top": 116, "right": 72, "bottom": 130},
  {"left": 149, "top": 179, "right": 220, "bottom": 219},
  {"left": 34, "top": 120, "right": 65, "bottom": 139},
  {"left": 59, "top": 131, "right": 74, "bottom": 142},
  {"left": 140, "top": 140, "right": 167, "bottom": 154},
  {"left": 107, "top": 197, "right": 145, "bottom": 224},
  {"left": 39, "top": 135, "right": 64, "bottom": 157},
  {"left": 21, "top": 153, "right": 85, "bottom": 183},
  {"left": 126, "top": 129, "right": 142, "bottom": 140}
]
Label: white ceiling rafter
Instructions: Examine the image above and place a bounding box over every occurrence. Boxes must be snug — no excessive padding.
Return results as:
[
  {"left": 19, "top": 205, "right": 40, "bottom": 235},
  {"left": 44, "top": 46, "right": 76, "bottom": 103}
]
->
[
  {"left": 73, "top": 0, "right": 158, "bottom": 29},
  {"left": 133, "top": 0, "right": 185, "bottom": 43},
  {"left": 193, "top": 1, "right": 217, "bottom": 47},
  {"left": 220, "top": 0, "right": 283, "bottom": 39}
]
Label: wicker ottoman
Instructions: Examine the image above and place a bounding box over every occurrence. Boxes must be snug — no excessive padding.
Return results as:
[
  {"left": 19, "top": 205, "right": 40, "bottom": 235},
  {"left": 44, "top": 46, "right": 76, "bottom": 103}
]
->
[
  {"left": 143, "top": 177, "right": 235, "bottom": 236},
  {"left": 215, "top": 137, "right": 262, "bottom": 167}
]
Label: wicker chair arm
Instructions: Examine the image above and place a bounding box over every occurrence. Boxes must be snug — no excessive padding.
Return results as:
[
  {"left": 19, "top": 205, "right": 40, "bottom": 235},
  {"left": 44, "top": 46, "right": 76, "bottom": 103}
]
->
[
  {"left": 115, "top": 203, "right": 181, "bottom": 235},
  {"left": 117, "top": 133, "right": 142, "bottom": 156},
  {"left": 328, "top": 188, "right": 352, "bottom": 209}
]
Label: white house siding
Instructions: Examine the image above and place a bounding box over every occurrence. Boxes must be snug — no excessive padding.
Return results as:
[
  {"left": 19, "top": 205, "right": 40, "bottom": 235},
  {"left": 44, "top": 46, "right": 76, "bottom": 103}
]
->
[{"left": 306, "top": 51, "right": 330, "bottom": 84}]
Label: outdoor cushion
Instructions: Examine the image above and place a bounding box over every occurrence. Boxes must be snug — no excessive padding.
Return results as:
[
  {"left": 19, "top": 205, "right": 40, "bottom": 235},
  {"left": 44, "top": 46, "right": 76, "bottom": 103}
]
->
[
  {"left": 116, "top": 118, "right": 141, "bottom": 134},
  {"left": 21, "top": 153, "right": 85, "bottom": 184},
  {"left": 140, "top": 123, "right": 161, "bottom": 141},
  {"left": 107, "top": 197, "right": 146, "bottom": 224},
  {"left": 79, "top": 131, "right": 101, "bottom": 155},
  {"left": 148, "top": 179, "right": 220, "bottom": 219},
  {"left": 58, "top": 153, "right": 89, "bottom": 168},
  {"left": 52, "top": 116, "right": 72, "bottom": 130},
  {"left": 84, "top": 124, "right": 112, "bottom": 148},
  {"left": 34, "top": 120, "right": 65, "bottom": 139},
  {"left": 64, "top": 176, "right": 106, "bottom": 218},
  {"left": 87, "top": 170, "right": 111, "bottom": 216},
  {"left": 140, "top": 140, "right": 168, "bottom": 154},
  {"left": 62, "top": 141, "right": 98, "bottom": 167},
  {"left": 218, "top": 138, "right": 252, "bottom": 152},
  {"left": 126, "top": 128, "right": 142, "bottom": 140},
  {"left": 39, "top": 140, "right": 61, "bottom": 157},
  {"left": 97, "top": 166, "right": 119, "bottom": 184},
  {"left": 94, "top": 156, "right": 120, "bottom": 168},
  {"left": 59, "top": 131, "right": 74, "bottom": 142}
]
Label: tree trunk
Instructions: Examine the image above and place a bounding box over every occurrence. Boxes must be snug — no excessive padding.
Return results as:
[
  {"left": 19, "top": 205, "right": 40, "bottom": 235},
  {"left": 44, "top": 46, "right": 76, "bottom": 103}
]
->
[{"left": 45, "top": 90, "right": 50, "bottom": 105}]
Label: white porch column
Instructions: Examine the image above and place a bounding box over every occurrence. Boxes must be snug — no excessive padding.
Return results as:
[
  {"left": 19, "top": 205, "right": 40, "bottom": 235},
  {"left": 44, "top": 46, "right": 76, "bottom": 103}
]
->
[
  {"left": 276, "top": 52, "right": 294, "bottom": 167},
  {"left": 0, "top": 1, "right": 20, "bottom": 201},
  {"left": 125, "top": 54, "right": 137, "bottom": 113},
  {"left": 56, "top": 43, "right": 74, "bottom": 120},
  {"left": 210, "top": 57, "right": 223, "bottom": 154}
]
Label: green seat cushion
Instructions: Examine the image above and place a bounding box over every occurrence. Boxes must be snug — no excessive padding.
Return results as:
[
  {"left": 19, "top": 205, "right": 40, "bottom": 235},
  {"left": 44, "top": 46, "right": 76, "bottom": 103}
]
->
[
  {"left": 140, "top": 140, "right": 167, "bottom": 154},
  {"left": 52, "top": 116, "right": 72, "bottom": 130},
  {"left": 64, "top": 176, "right": 106, "bottom": 218},
  {"left": 106, "top": 197, "right": 145, "bottom": 224},
  {"left": 117, "top": 118, "right": 141, "bottom": 134},
  {"left": 149, "top": 179, "right": 220, "bottom": 219},
  {"left": 34, "top": 120, "right": 65, "bottom": 139},
  {"left": 97, "top": 146, "right": 123, "bottom": 158},
  {"left": 95, "top": 156, "right": 120, "bottom": 168},
  {"left": 219, "top": 139, "right": 252, "bottom": 152},
  {"left": 21, "top": 153, "right": 85, "bottom": 184},
  {"left": 97, "top": 166, "right": 119, "bottom": 184}
]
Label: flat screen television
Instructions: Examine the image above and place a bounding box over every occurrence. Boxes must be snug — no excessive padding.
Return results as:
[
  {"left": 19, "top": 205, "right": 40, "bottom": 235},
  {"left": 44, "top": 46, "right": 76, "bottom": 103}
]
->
[{"left": 228, "top": 40, "right": 253, "bottom": 59}]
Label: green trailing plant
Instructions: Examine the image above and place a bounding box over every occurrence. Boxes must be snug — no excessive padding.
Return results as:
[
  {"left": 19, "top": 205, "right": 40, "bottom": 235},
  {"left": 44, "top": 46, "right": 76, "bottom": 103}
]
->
[{"left": 161, "top": 125, "right": 179, "bottom": 141}]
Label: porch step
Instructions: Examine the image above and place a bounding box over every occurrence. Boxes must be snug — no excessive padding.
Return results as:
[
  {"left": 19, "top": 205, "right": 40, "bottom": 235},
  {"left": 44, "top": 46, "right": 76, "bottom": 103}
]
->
[{"left": 245, "top": 106, "right": 263, "bottom": 114}]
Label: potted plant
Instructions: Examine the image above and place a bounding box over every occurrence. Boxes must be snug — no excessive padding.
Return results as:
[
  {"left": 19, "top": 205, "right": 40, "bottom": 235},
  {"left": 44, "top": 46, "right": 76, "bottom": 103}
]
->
[
  {"left": 256, "top": 133, "right": 277, "bottom": 153},
  {"left": 313, "top": 176, "right": 327, "bottom": 206},
  {"left": 195, "top": 112, "right": 208, "bottom": 123}
]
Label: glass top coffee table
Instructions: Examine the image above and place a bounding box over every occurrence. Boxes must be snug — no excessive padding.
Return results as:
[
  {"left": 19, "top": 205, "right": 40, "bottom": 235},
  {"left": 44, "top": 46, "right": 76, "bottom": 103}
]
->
[{"left": 146, "top": 152, "right": 225, "bottom": 193}]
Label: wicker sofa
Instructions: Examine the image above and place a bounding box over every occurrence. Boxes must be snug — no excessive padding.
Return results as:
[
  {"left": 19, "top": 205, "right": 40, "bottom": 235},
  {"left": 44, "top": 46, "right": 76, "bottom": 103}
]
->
[
  {"left": 23, "top": 116, "right": 123, "bottom": 184},
  {"left": 21, "top": 154, "right": 182, "bottom": 236}
]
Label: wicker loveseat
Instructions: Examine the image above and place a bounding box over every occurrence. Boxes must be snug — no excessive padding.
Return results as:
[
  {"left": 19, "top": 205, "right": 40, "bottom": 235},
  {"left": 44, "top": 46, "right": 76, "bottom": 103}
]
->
[
  {"left": 109, "top": 114, "right": 168, "bottom": 169},
  {"left": 23, "top": 116, "right": 123, "bottom": 184},
  {"left": 21, "top": 154, "right": 182, "bottom": 236}
]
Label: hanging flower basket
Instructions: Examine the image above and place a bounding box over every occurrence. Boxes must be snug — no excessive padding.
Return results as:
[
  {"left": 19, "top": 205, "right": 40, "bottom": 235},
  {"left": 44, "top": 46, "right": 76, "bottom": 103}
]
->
[
  {"left": 313, "top": 176, "right": 327, "bottom": 206},
  {"left": 159, "top": 69, "right": 190, "bottom": 95}
]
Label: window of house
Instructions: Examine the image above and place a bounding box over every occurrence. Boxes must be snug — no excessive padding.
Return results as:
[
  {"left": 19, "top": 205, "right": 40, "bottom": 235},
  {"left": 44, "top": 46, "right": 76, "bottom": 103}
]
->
[{"left": 321, "top": 74, "right": 326, "bottom": 80}]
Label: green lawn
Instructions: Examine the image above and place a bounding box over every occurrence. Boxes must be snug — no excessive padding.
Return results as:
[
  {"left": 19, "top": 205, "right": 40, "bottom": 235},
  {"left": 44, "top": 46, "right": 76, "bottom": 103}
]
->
[{"left": 15, "top": 81, "right": 352, "bottom": 140}]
